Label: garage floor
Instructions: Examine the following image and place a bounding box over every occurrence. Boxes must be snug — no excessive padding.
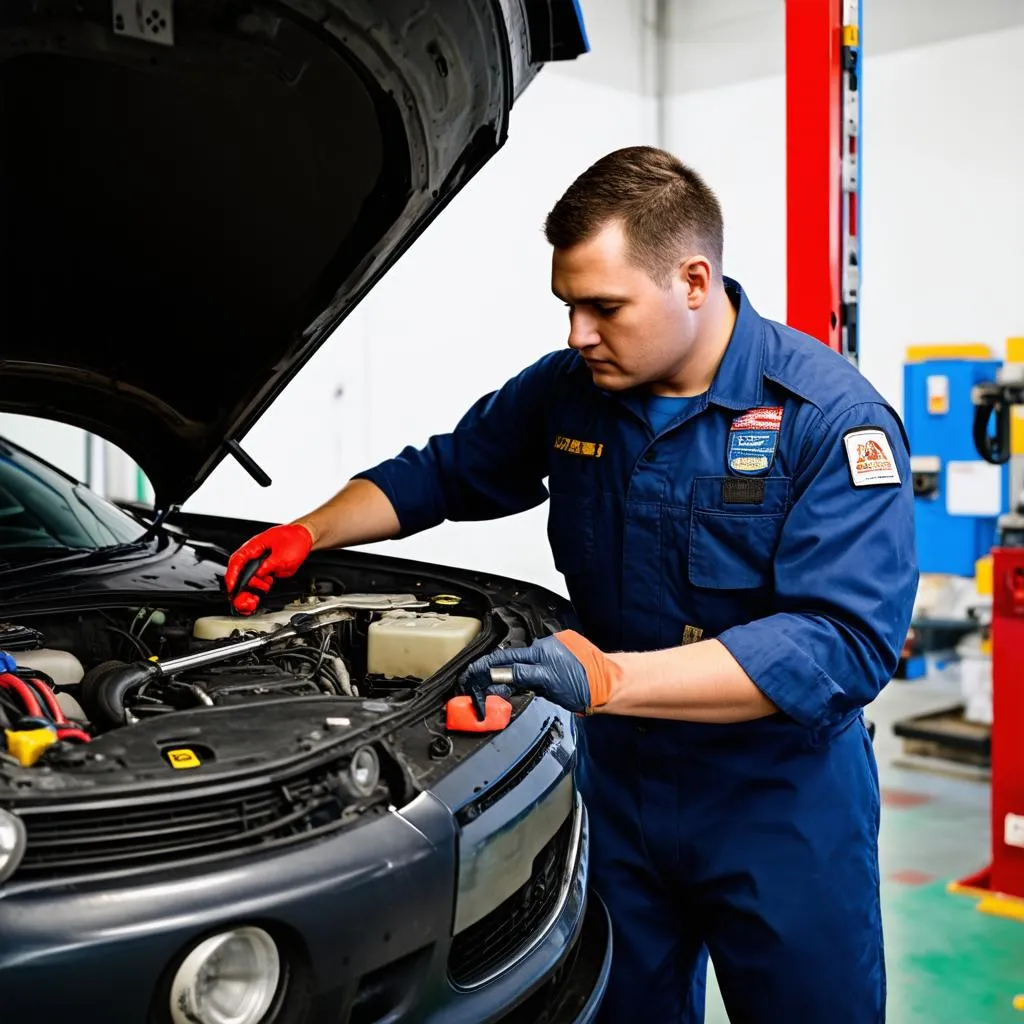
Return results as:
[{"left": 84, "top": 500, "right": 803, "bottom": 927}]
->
[{"left": 703, "top": 669, "right": 1024, "bottom": 1024}]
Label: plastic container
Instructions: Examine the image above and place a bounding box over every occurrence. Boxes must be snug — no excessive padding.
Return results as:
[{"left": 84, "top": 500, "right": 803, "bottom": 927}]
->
[
  {"left": 956, "top": 631, "right": 992, "bottom": 726},
  {"left": 55, "top": 690, "right": 87, "bottom": 721},
  {"left": 367, "top": 612, "right": 481, "bottom": 680},
  {"left": 193, "top": 596, "right": 354, "bottom": 641},
  {"left": 14, "top": 648, "right": 85, "bottom": 686}
]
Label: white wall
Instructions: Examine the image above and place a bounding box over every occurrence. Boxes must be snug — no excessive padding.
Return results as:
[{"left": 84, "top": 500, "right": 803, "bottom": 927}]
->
[
  {"left": 187, "top": 68, "right": 656, "bottom": 596},
  {"left": 666, "top": 0, "right": 1024, "bottom": 93},
  {"left": 0, "top": 415, "right": 89, "bottom": 481},
  {"left": 666, "top": 74, "right": 787, "bottom": 325},
  {"left": 667, "top": 21, "right": 1024, "bottom": 412}
]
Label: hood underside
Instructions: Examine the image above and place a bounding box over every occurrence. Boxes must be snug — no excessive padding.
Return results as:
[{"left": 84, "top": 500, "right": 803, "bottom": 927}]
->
[{"left": 0, "top": 0, "right": 587, "bottom": 506}]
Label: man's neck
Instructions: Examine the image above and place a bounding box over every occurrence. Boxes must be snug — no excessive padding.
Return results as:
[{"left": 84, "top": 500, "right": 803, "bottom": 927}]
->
[{"left": 650, "top": 286, "right": 738, "bottom": 398}]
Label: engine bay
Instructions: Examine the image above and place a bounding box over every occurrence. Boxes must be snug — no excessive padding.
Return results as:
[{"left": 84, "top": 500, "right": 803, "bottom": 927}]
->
[{"left": 0, "top": 586, "right": 488, "bottom": 773}]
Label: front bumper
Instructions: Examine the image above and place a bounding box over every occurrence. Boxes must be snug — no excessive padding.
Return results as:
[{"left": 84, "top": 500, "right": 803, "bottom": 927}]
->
[
  {"left": 497, "top": 889, "right": 612, "bottom": 1024},
  {"left": 0, "top": 703, "right": 610, "bottom": 1023}
]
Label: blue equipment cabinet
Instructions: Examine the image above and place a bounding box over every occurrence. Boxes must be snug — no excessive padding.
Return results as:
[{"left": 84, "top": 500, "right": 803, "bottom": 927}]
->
[{"left": 904, "top": 354, "right": 1010, "bottom": 577}]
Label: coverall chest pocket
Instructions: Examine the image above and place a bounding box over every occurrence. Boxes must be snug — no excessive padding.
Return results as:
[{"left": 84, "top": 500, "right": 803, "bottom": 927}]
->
[
  {"left": 546, "top": 490, "right": 597, "bottom": 577},
  {"left": 688, "top": 476, "right": 791, "bottom": 589}
]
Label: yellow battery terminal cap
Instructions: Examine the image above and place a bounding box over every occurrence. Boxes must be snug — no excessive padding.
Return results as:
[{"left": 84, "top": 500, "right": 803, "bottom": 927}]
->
[{"left": 5, "top": 726, "right": 58, "bottom": 767}]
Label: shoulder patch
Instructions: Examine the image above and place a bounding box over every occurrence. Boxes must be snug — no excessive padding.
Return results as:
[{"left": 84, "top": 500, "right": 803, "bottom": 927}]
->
[{"left": 843, "top": 427, "right": 901, "bottom": 487}]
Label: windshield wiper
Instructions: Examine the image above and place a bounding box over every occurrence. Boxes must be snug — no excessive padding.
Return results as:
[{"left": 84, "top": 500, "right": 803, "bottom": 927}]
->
[
  {"left": 0, "top": 546, "right": 94, "bottom": 571},
  {"left": 0, "top": 541, "right": 156, "bottom": 576}
]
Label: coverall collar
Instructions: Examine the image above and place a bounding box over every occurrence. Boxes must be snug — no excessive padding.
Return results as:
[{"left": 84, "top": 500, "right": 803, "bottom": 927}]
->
[{"left": 706, "top": 277, "right": 766, "bottom": 411}]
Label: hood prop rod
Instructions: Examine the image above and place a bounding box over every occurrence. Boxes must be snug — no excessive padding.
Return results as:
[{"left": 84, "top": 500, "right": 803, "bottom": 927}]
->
[{"left": 225, "top": 439, "right": 272, "bottom": 488}]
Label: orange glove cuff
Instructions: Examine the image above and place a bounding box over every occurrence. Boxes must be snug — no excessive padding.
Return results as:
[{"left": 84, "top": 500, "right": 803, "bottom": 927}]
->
[{"left": 554, "top": 629, "right": 620, "bottom": 711}]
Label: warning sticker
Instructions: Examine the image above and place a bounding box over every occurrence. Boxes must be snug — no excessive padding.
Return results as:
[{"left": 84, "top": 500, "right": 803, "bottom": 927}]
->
[
  {"left": 843, "top": 428, "right": 901, "bottom": 487},
  {"left": 166, "top": 748, "right": 201, "bottom": 769}
]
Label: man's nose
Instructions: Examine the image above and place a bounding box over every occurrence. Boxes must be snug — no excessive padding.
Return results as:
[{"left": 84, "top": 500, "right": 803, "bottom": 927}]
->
[{"left": 567, "top": 310, "right": 599, "bottom": 350}]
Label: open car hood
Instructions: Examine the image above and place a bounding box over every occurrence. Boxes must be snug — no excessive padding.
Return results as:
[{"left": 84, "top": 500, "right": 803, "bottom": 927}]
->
[{"left": 0, "top": 0, "right": 587, "bottom": 507}]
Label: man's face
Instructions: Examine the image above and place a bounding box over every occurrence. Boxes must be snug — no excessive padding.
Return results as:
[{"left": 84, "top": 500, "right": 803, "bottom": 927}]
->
[{"left": 551, "top": 220, "right": 698, "bottom": 393}]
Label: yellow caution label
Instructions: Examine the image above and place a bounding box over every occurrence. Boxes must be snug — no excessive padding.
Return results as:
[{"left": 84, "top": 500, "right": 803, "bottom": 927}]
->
[
  {"left": 842, "top": 25, "right": 859, "bottom": 47},
  {"left": 166, "top": 748, "right": 201, "bottom": 769}
]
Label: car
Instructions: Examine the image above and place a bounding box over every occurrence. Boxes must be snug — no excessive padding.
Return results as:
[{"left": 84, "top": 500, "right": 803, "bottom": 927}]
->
[{"left": 0, "top": 2, "right": 612, "bottom": 1023}]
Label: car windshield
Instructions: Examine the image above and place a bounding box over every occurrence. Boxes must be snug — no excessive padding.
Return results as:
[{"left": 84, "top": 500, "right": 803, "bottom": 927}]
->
[{"left": 0, "top": 439, "right": 146, "bottom": 555}]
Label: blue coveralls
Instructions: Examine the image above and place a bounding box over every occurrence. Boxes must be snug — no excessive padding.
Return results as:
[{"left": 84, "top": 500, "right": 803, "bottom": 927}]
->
[{"left": 357, "top": 279, "right": 919, "bottom": 1023}]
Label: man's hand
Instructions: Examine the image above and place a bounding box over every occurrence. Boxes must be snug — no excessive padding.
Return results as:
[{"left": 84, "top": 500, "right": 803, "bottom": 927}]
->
[
  {"left": 459, "top": 630, "right": 620, "bottom": 718},
  {"left": 224, "top": 523, "right": 313, "bottom": 614}
]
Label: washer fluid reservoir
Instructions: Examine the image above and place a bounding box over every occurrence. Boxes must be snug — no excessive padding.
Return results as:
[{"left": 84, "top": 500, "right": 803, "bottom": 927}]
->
[{"left": 368, "top": 612, "right": 481, "bottom": 680}]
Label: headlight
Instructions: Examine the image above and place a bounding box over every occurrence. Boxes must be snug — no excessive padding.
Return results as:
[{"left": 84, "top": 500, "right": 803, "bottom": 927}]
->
[
  {"left": 170, "top": 926, "right": 280, "bottom": 1024},
  {"left": 0, "top": 808, "right": 27, "bottom": 883}
]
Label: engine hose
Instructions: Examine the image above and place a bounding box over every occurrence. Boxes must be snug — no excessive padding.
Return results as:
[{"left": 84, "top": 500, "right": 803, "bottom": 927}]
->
[
  {"left": 0, "top": 673, "right": 44, "bottom": 719},
  {"left": 19, "top": 674, "right": 66, "bottom": 724},
  {"left": 90, "top": 661, "right": 161, "bottom": 728}
]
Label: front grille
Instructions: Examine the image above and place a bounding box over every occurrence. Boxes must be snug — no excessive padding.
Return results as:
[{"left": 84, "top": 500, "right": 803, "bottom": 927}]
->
[
  {"left": 449, "top": 811, "right": 575, "bottom": 988},
  {"left": 17, "top": 762, "right": 357, "bottom": 880}
]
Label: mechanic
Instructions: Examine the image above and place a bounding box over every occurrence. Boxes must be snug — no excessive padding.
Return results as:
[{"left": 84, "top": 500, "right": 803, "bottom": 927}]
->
[{"left": 225, "top": 146, "right": 918, "bottom": 1023}]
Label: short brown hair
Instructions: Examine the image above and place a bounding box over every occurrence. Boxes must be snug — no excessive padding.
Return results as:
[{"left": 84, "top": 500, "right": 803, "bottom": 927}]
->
[{"left": 543, "top": 146, "right": 724, "bottom": 285}]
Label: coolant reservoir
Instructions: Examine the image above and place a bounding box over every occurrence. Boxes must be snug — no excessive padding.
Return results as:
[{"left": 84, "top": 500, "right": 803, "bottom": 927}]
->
[
  {"left": 192, "top": 596, "right": 352, "bottom": 641},
  {"left": 14, "top": 649, "right": 85, "bottom": 686},
  {"left": 367, "top": 611, "right": 481, "bottom": 680}
]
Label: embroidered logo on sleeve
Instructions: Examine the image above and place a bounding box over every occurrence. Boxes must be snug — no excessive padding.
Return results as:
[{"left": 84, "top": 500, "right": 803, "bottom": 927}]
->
[
  {"left": 843, "top": 428, "right": 902, "bottom": 487},
  {"left": 728, "top": 407, "right": 783, "bottom": 475}
]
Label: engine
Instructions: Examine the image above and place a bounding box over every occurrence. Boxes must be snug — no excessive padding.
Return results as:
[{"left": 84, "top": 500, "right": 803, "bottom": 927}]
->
[{"left": 0, "top": 592, "right": 483, "bottom": 767}]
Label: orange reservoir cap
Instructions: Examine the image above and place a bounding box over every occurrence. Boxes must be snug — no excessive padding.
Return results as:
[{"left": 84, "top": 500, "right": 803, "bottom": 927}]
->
[{"left": 445, "top": 695, "right": 512, "bottom": 733}]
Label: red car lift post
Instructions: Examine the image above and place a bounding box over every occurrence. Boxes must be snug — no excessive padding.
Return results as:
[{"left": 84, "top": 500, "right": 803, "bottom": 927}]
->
[
  {"left": 785, "top": 0, "right": 860, "bottom": 360},
  {"left": 785, "top": 0, "right": 1024, "bottom": 910},
  {"left": 954, "top": 547, "right": 1024, "bottom": 905},
  {"left": 955, "top": 395, "right": 1024, "bottom": 905}
]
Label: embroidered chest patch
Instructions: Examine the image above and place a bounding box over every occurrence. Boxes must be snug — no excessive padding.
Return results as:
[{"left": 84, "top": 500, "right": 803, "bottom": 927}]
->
[{"left": 727, "top": 407, "right": 783, "bottom": 475}]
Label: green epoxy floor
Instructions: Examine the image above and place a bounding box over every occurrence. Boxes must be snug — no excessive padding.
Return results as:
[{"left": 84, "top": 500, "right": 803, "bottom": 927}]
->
[{"left": 703, "top": 670, "right": 1024, "bottom": 1023}]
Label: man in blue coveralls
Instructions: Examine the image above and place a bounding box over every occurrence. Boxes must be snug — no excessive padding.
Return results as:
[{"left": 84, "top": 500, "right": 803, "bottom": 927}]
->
[{"left": 226, "top": 146, "right": 918, "bottom": 1022}]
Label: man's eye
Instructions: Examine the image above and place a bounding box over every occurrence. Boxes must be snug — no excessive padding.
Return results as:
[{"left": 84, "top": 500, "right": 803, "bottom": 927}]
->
[{"left": 595, "top": 305, "right": 619, "bottom": 316}]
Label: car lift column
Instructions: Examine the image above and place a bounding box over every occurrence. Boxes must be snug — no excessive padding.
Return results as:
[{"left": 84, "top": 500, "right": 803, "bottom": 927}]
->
[
  {"left": 955, "top": 382, "right": 1024, "bottom": 904},
  {"left": 785, "top": 0, "right": 861, "bottom": 360}
]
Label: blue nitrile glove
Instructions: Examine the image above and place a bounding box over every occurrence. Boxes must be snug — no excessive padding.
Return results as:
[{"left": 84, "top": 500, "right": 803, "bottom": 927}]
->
[{"left": 459, "top": 630, "right": 618, "bottom": 719}]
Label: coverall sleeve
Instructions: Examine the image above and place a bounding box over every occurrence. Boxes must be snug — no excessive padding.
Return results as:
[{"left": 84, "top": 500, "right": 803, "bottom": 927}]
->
[
  {"left": 716, "top": 401, "right": 919, "bottom": 732},
  {"left": 353, "top": 354, "right": 561, "bottom": 538}
]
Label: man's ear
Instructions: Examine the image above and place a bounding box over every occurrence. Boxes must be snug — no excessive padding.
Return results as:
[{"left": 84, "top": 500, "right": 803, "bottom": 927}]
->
[{"left": 678, "top": 255, "right": 713, "bottom": 309}]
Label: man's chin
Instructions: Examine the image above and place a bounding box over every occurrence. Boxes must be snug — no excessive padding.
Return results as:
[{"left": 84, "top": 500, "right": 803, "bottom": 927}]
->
[{"left": 586, "top": 363, "right": 630, "bottom": 389}]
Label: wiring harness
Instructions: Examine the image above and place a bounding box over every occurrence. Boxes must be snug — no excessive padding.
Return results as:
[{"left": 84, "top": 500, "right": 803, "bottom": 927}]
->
[{"left": 0, "top": 651, "right": 91, "bottom": 765}]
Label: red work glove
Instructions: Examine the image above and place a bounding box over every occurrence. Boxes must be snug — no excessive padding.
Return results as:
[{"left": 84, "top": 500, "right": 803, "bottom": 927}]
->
[{"left": 224, "top": 523, "right": 313, "bottom": 615}]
